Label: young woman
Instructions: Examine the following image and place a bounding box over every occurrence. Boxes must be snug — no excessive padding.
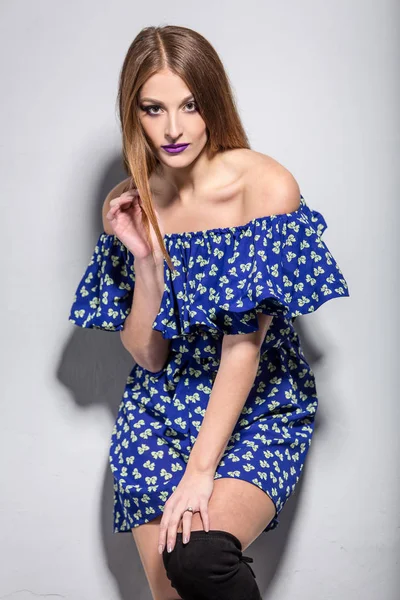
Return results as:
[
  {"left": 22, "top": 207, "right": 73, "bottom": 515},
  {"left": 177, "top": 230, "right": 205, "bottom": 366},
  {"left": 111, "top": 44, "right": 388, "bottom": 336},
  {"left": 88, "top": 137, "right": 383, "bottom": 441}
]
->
[{"left": 69, "top": 24, "right": 350, "bottom": 600}]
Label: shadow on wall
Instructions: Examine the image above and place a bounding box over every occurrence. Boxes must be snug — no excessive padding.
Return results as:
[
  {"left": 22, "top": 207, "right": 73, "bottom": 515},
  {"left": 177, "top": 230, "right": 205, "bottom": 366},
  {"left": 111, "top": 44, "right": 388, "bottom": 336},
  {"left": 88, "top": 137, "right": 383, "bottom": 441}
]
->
[
  {"left": 58, "top": 157, "right": 154, "bottom": 599},
  {"left": 58, "top": 156, "right": 330, "bottom": 599},
  {"left": 250, "top": 317, "right": 329, "bottom": 593}
]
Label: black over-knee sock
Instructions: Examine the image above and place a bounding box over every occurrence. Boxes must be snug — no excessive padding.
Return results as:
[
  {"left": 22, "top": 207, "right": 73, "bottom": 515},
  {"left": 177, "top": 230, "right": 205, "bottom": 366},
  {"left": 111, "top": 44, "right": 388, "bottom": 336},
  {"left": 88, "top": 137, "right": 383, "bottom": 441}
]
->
[{"left": 162, "top": 529, "right": 262, "bottom": 600}]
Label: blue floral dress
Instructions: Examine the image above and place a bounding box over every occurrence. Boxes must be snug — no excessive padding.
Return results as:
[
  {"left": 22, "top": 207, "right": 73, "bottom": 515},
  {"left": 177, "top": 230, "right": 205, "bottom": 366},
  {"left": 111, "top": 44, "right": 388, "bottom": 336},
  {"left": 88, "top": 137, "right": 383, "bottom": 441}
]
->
[{"left": 68, "top": 194, "right": 350, "bottom": 534}]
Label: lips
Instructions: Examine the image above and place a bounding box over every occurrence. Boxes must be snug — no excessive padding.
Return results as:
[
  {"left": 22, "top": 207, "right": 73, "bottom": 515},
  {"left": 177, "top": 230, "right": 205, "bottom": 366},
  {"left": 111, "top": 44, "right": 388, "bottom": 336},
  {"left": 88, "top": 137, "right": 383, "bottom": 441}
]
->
[{"left": 161, "top": 143, "right": 190, "bottom": 154}]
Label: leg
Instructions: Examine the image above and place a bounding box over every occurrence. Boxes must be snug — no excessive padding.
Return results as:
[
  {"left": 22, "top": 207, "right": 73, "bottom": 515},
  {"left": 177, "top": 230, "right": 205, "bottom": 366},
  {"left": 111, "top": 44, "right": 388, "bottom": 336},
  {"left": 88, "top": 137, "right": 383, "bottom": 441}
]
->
[
  {"left": 163, "top": 528, "right": 262, "bottom": 600},
  {"left": 178, "top": 477, "right": 276, "bottom": 551},
  {"left": 131, "top": 478, "right": 275, "bottom": 599},
  {"left": 162, "top": 478, "right": 276, "bottom": 599},
  {"left": 131, "top": 515, "right": 183, "bottom": 600}
]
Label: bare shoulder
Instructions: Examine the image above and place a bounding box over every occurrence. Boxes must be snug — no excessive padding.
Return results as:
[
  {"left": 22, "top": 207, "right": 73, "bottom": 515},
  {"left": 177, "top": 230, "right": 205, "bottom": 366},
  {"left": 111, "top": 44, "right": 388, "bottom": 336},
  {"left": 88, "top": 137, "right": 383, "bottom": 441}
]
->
[
  {"left": 102, "top": 177, "right": 131, "bottom": 234},
  {"left": 231, "top": 149, "right": 301, "bottom": 216}
]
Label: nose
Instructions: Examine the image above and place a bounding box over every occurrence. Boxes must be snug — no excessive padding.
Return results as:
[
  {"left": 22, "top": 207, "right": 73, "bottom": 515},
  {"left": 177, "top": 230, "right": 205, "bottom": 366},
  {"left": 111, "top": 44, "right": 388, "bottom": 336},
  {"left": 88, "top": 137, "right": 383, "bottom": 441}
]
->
[{"left": 165, "top": 112, "right": 184, "bottom": 142}]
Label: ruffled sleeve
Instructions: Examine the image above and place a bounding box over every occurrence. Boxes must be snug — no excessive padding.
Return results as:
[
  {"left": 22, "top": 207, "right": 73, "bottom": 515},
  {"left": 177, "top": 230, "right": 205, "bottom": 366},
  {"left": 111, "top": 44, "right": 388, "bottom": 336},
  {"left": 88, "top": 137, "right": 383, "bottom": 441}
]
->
[
  {"left": 151, "top": 196, "right": 350, "bottom": 339},
  {"left": 68, "top": 233, "right": 135, "bottom": 331},
  {"left": 277, "top": 203, "right": 349, "bottom": 318}
]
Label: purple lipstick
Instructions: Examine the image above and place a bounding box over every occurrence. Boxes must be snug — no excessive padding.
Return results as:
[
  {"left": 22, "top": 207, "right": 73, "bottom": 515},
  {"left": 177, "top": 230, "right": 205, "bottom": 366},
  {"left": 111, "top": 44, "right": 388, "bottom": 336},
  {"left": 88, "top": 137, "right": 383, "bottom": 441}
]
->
[{"left": 161, "top": 143, "right": 190, "bottom": 154}]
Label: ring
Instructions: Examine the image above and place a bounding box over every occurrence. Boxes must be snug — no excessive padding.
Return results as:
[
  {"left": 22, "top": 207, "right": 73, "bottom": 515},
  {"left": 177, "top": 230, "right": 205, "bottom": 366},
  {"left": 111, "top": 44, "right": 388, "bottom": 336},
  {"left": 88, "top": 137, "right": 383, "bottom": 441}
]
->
[{"left": 183, "top": 506, "right": 194, "bottom": 514}]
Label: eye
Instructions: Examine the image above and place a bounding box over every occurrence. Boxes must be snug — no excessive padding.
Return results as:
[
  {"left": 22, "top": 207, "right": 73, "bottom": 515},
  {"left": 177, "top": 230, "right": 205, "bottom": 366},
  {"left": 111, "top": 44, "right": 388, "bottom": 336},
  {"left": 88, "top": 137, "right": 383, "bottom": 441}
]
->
[
  {"left": 140, "top": 101, "right": 199, "bottom": 117},
  {"left": 185, "top": 101, "right": 199, "bottom": 113},
  {"left": 141, "top": 104, "right": 163, "bottom": 116}
]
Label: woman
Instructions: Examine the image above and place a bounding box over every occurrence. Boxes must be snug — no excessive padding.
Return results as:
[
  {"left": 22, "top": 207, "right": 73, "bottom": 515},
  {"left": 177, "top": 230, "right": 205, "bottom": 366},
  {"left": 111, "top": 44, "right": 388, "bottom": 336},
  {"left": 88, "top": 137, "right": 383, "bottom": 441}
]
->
[{"left": 68, "top": 25, "right": 350, "bottom": 600}]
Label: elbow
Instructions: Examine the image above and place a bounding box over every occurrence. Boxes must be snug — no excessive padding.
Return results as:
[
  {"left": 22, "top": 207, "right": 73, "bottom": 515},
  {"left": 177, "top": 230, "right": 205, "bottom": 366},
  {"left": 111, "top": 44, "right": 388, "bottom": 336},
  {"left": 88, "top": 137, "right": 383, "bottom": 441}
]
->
[
  {"left": 119, "top": 331, "right": 170, "bottom": 373},
  {"left": 137, "top": 353, "right": 168, "bottom": 374},
  {"left": 124, "top": 345, "right": 167, "bottom": 373},
  {"left": 134, "top": 353, "right": 169, "bottom": 374}
]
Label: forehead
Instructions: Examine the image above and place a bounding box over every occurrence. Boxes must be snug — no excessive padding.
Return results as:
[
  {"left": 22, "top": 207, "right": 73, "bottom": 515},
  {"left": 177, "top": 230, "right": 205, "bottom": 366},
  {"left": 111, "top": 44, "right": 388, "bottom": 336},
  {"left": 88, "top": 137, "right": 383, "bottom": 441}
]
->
[{"left": 139, "top": 69, "right": 193, "bottom": 101}]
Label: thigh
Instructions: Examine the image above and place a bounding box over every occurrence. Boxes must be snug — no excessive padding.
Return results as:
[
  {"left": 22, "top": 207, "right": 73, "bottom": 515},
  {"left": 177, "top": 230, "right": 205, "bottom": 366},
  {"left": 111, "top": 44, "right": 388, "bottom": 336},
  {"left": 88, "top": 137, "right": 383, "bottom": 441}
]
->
[
  {"left": 178, "top": 478, "right": 275, "bottom": 552},
  {"left": 131, "top": 515, "right": 183, "bottom": 600}
]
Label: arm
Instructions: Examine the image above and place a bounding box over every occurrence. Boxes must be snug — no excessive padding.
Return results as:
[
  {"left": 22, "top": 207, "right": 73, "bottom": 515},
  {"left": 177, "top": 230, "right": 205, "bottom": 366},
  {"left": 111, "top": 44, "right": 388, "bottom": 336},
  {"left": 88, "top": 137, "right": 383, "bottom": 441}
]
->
[
  {"left": 102, "top": 182, "right": 171, "bottom": 373},
  {"left": 121, "top": 255, "right": 171, "bottom": 372},
  {"left": 185, "top": 164, "right": 301, "bottom": 473},
  {"left": 185, "top": 313, "right": 273, "bottom": 474}
]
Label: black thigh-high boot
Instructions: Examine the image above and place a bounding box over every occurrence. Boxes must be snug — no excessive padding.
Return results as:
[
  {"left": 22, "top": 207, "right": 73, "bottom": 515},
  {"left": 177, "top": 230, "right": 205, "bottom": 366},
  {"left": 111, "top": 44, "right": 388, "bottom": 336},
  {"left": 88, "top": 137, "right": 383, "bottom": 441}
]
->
[{"left": 162, "top": 529, "right": 262, "bottom": 600}]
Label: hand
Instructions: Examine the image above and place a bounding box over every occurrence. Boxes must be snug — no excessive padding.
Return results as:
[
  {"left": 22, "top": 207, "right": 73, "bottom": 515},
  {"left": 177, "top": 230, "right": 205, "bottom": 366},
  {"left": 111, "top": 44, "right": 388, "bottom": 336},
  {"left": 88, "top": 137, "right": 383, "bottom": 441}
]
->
[
  {"left": 158, "top": 468, "right": 215, "bottom": 555},
  {"left": 105, "top": 189, "right": 165, "bottom": 260}
]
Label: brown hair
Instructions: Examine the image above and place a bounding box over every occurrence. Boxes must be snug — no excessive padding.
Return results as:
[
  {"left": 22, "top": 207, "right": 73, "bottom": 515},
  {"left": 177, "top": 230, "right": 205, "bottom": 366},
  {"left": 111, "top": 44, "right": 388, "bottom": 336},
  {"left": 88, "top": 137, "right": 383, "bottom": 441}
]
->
[{"left": 117, "top": 25, "right": 250, "bottom": 271}]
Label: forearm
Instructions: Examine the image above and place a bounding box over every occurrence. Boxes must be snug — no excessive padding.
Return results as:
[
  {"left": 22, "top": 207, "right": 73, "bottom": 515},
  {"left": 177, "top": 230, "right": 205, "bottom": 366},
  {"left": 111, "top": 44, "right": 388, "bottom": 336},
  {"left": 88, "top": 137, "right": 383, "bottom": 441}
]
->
[
  {"left": 186, "top": 346, "right": 261, "bottom": 474},
  {"left": 120, "top": 254, "right": 170, "bottom": 372}
]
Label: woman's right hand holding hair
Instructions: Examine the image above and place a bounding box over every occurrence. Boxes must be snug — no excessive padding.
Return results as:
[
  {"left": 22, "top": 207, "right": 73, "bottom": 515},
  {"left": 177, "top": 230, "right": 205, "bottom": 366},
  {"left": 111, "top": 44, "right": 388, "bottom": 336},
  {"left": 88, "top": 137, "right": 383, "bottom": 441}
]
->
[
  {"left": 105, "top": 189, "right": 165, "bottom": 262},
  {"left": 107, "top": 188, "right": 170, "bottom": 371}
]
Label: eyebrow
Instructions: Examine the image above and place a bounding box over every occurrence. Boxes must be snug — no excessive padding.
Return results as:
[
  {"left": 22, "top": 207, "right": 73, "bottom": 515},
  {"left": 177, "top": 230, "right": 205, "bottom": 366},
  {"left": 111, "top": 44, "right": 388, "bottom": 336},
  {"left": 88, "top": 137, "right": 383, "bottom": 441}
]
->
[{"left": 139, "top": 94, "right": 195, "bottom": 106}]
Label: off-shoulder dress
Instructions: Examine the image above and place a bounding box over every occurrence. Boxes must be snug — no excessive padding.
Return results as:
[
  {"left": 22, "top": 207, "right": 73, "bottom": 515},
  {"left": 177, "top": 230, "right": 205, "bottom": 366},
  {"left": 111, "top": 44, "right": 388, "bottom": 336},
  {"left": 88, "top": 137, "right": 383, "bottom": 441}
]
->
[{"left": 68, "top": 194, "right": 350, "bottom": 533}]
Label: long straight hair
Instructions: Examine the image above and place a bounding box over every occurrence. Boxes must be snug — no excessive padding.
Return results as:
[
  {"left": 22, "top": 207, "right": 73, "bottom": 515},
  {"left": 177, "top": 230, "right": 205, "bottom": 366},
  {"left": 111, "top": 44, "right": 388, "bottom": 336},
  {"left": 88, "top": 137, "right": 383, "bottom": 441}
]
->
[{"left": 117, "top": 25, "right": 250, "bottom": 270}]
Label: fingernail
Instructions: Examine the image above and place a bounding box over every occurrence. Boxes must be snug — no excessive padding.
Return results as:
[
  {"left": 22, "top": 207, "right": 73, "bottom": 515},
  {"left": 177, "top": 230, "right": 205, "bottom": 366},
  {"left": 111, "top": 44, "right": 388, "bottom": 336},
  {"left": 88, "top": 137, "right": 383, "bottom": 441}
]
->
[
  {"left": 158, "top": 545, "right": 163, "bottom": 555},
  {"left": 183, "top": 535, "right": 188, "bottom": 544},
  {"left": 167, "top": 544, "right": 172, "bottom": 553}
]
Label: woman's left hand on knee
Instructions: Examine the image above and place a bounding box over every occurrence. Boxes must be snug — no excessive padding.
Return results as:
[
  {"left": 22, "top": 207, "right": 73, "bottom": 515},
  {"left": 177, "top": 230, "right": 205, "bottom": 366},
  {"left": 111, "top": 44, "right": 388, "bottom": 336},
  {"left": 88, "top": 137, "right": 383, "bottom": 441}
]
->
[{"left": 158, "top": 469, "right": 214, "bottom": 554}]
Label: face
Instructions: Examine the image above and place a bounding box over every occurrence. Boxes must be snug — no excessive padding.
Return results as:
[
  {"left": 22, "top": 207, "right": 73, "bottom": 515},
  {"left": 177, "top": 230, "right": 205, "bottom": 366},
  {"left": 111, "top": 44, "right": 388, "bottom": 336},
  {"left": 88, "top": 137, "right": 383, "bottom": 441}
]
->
[{"left": 138, "top": 68, "right": 208, "bottom": 167}]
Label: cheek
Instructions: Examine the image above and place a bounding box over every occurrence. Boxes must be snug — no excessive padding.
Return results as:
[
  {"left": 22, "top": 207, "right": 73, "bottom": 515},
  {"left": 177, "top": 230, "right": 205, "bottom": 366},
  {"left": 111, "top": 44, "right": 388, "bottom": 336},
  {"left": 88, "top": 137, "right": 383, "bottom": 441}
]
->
[
  {"left": 190, "top": 115, "right": 208, "bottom": 139},
  {"left": 140, "top": 119, "right": 157, "bottom": 140},
  {"left": 137, "top": 111, "right": 160, "bottom": 138}
]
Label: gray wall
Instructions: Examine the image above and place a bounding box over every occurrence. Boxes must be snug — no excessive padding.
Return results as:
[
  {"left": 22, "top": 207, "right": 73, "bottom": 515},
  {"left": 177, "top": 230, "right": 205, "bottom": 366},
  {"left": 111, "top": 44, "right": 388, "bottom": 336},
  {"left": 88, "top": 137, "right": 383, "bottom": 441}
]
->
[{"left": 1, "top": 1, "right": 398, "bottom": 598}]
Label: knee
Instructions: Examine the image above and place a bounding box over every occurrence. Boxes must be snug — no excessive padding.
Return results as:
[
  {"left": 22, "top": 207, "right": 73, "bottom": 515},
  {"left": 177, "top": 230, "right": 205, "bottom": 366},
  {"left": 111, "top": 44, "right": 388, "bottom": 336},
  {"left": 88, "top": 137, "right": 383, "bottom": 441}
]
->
[{"left": 162, "top": 529, "right": 261, "bottom": 600}]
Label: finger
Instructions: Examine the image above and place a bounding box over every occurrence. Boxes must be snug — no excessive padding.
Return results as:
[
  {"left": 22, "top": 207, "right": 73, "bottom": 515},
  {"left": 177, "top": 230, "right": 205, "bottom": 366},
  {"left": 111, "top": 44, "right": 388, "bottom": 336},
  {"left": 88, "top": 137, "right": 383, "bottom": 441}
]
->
[
  {"left": 121, "top": 189, "right": 140, "bottom": 201},
  {"left": 199, "top": 498, "right": 210, "bottom": 532},
  {"left": 158, "top": 502, "right": 174, "bottom": 554},
  {"left": 108, "top": 197, "right": 138, "bottom": 221},
  {"left": 158, "top": 519, "right": 169, "bottom": 555},
  {"left": 166, "top": 513, "right": 180, "bottom": 554},
  {"left": 120, "top": 189, "right": 139, "bottom": 198},
  {"left": 106, "top": 204, "right": 121, "bottom": 221},
  {"left": 109, "top": 191, "right": 138, "bottom": 208},
  {"left": 181, "top": 510, "right": 193, "bottom": 544}
]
